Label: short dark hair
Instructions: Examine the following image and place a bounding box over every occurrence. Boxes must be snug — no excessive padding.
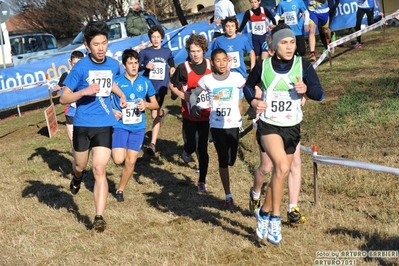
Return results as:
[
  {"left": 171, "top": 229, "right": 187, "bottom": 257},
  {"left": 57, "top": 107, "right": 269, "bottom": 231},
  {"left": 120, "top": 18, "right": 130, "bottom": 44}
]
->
[
  {"left": 83, "top": 21, "right": 109, "bottom": 45},
  {"left": 222, "top": 16, "right": 239, "bottom": 32},
  {"left": 271, "top": 23, "right": 291, "bottom": 36},
  {"left": 122, "top": 49, "right": 139, "bottom": 65},
  {"left": 211, "top": 48, "right": 227, "bottom": 61},
  {"left": 70, "top": 50, "right": 84, "bottom": 61},
  {"left": 148, "top": 25, "right": 165, "bottom": 39}
]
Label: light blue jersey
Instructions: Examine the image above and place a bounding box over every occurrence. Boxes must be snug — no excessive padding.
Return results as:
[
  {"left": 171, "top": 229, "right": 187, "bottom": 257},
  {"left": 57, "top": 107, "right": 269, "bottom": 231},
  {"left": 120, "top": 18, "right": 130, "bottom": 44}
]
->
[
  {"left": 112, "top": 74, "right": 156, "bottom": 131},
  {"left": 276, "top": 0, "right": 309, "bottom": 36},
  {"left": 212, "top": 34, "right": 254, "bottom": 78}
]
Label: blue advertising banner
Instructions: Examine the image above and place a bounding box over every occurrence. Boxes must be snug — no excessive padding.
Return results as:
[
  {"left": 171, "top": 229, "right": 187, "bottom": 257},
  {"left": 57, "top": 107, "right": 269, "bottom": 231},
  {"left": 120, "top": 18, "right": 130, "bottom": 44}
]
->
[{"left": 0, "top": 0, "right": 381, "bottom": 110}]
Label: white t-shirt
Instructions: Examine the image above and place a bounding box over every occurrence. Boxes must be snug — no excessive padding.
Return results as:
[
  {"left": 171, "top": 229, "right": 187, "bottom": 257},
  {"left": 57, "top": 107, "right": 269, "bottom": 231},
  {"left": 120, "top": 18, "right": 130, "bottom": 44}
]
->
[
  {"left": 213, "top": 0, "right": 236, "bottom": 33},
  {"left": 198, "top": 72, "right": 245, "bottom": 129}
]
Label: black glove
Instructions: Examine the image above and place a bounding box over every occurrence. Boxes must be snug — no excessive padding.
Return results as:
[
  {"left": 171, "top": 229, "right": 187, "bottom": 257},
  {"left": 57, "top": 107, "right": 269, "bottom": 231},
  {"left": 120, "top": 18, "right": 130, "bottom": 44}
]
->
[{"left": 191, "top": 105, "right": 201, "bottom": 119}]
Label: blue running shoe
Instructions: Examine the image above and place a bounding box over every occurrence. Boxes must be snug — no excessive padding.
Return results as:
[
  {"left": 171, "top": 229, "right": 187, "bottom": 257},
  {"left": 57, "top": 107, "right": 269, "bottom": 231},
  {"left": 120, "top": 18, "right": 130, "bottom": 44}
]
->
[
  {"left": 255, "top": 208, "right": 269, "bottom": 239},
  {"left": 267, "top": 216, "right": 282, "bottom": 246}
]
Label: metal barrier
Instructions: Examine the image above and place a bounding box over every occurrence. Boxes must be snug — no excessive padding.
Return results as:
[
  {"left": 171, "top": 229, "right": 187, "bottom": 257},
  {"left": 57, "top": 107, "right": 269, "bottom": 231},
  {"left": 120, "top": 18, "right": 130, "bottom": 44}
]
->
[{"left": 301, "top": 145, "right": 399, "bottom": 205}]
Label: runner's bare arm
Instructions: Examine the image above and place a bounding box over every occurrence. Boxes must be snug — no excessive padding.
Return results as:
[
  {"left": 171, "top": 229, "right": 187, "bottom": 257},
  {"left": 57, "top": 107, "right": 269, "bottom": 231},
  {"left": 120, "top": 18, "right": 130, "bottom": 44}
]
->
[{"left": 60, "top": 84, "right": 100, "bottom": 104}]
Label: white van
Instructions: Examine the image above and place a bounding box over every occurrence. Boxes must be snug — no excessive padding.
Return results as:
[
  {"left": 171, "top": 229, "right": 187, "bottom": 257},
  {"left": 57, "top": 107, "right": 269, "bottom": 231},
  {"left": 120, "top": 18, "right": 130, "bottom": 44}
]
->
[
  {"left": 59, "top": 14, "right": 165, "bottom": 52},
  {"left": 0, "top": 22, "right": 13, "bottom": 68},
  {"left": 9, "top": 33, "right": 58, "bottom": 66}
]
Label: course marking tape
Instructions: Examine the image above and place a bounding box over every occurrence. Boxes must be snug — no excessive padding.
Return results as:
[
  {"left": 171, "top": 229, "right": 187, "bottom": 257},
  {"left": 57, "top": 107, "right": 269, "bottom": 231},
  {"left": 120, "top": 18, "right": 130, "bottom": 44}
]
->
[{"left": 313, "top": 11, "right": 399, "bottom": 69}]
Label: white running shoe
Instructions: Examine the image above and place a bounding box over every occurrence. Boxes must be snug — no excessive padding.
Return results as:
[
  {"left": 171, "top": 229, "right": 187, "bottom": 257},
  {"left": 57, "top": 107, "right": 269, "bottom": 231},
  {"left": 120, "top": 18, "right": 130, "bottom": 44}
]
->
[
  {"left": 255, "top": 208, "right": 269, "bottom": 239},
  {"left": 267, "top": 216, "right": 282, "bottom": 246}
]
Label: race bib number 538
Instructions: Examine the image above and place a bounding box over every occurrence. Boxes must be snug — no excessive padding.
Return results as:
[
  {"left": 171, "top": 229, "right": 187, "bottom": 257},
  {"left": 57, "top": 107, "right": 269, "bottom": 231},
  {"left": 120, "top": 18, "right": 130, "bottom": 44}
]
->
[{"left": 149, "top": 62, "right": 166, "bottom": 80}]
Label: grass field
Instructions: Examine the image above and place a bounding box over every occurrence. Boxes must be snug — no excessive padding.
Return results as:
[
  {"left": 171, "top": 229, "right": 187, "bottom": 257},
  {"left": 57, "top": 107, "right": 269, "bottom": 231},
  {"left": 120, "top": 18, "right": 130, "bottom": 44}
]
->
[{"left": 0, "top": 27, "right": 398, "bottom": 265}]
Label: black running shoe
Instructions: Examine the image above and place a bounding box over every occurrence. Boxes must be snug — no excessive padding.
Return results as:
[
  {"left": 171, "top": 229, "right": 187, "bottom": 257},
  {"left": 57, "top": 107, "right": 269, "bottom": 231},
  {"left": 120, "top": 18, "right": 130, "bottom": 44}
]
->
[
  {"left": 70, "top": 175, "right": 82, "bottom": 195},
  {"left": 287, "top": 206, "right": 308, "bottom": 224},
  {"left": 146, "top": 143, "right": 156, "bottom": 156},
  {"left": 93, "top": 215, "right": 107, "bottom": 233},
  {"left": 115, "top": 190, "right": 124, "bottom": 202}
]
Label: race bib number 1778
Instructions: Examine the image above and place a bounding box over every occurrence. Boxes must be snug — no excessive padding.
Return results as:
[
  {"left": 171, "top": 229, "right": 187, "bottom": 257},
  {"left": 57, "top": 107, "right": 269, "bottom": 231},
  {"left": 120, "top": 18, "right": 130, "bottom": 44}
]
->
[{"left": 88, "top": 70, "right": 113, "bottom": 97}]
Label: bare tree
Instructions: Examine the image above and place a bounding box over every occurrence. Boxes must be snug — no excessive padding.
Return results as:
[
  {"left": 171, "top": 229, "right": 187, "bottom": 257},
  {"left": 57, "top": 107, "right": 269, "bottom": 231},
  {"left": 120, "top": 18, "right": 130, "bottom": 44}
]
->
[
  {"left": 6, "top": 0, "right": 128, "bottom": 38},
  {"left": 171, "top": 0, "right": 188, "bottom": 26},
  {"left": 6, "top": 0, "right": 225, "bottom": 38},
  {"left": 144, "top": 0, "right": 189, "bottom": 21}
]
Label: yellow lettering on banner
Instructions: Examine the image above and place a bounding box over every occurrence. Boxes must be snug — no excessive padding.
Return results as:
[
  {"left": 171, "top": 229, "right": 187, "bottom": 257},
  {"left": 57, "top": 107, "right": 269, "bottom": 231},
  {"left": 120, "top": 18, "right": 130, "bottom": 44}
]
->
[{"left": 46, "top": 63, "right": 69, "bottom": 80}]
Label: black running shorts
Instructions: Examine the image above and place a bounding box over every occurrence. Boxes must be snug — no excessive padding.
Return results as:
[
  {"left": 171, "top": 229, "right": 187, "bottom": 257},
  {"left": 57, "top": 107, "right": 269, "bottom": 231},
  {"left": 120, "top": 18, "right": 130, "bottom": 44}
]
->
[
  {"left": 146, "top": 93, "right": 165, "bottom": 108},
  {"left": 73, "top": 126, "right": 113, "bottom": 152},
  {"left": 256, "top": 120, "right": 300, "bottom": 155}
]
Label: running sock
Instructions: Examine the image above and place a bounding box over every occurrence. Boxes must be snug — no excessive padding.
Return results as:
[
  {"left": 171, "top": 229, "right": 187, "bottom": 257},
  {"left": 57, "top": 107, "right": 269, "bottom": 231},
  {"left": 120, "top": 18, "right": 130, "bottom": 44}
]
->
[
  {"left": 74, "top": 173, "right": 82, "bottom": 179},
  {"left": 288, "top": 204, "right": 297, "bottom": 211},
  {"left": 226, "top": 193, "right": 233, "bottom": 199},
  {"left": 252, "top": 189, "right": 261, "bottom": 200},
  {"left": 259, "top": 208, "right": 269, "bottom": 217}
]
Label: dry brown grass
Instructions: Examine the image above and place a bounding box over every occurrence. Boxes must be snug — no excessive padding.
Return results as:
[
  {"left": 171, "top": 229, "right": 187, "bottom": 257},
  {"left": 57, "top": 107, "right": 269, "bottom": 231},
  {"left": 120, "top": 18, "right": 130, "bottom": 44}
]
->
[{"left": 0, "top": 27, "right": 399, "bottom": 265}]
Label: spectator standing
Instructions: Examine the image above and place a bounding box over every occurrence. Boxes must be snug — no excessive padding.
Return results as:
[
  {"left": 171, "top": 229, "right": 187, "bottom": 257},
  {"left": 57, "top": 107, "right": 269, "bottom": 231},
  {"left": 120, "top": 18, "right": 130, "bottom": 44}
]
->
[
  {"left": 211, "top": 0, "right": 236, "bottom": 40},
  {"left": 126, "top": 0, "right": 147, "bottom": 37}
]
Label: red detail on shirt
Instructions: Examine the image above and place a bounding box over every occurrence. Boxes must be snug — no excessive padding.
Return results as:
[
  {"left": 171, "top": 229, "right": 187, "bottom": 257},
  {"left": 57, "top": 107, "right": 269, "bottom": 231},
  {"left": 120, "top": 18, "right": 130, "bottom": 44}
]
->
[
  {"left": 181, "top": 59, "right": 212, "bottom": 121},
  {"left": 249, "top": 7, "right": 267, "bottom": 22}
]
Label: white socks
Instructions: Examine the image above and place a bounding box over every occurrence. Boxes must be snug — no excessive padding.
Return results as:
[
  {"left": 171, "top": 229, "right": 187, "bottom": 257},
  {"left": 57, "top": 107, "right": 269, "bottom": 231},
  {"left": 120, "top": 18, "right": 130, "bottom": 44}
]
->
[{"left": 251, "top": 189, "right": 261, "bottom": 200}]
